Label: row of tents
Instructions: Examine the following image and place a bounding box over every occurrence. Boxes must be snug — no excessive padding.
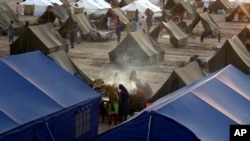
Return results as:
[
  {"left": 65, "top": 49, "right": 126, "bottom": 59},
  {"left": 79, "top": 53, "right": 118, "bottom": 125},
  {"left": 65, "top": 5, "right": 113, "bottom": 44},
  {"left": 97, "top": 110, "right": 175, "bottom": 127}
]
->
[{"left": 2, "top": 50, "right": 249, "bottom": 141}]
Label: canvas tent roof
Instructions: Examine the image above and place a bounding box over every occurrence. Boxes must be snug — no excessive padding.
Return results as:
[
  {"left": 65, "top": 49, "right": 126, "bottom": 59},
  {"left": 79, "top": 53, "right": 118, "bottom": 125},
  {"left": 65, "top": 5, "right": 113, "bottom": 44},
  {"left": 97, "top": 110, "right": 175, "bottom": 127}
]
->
[
  {"left": 148, "top": 61, "right": 205, "bottom": 103},
  {"left": 37, "top": 5, "right": 70, "bottom": 25},
  {"left": 48, "top": 50, "right": 93, "bottom": 84},
  {"left": 10, "top": 23, "right": 68, "bottom": 55},
  {"left": 208, "top": 35, "right": 250, "bottom": 74},
  {"left": 164, "top": 0, "right": 198, "bottom": 19},
  {"left": 76, "top": 0, "right": 111, "bottom": 15},
  {"left": 150, "top": 21, "right": 188, "bottom": 47},
  {"left": 94, "top": 8, "right": 129, "bottom": 29},
  {"left": 59, "top": 13, "right": 93, "bottom": 37},
  {"left": 0, "top": 10, "right": 24, "bottom": 35},
  {"left": 186, "top": 12, "right": 219, "bottom": 36},
  {"left": 95, "top": 65, "right": 250, "bottom": 141},
  {"left": 121, "top": 0, "right": 162, "bottom": 17},
  {"left": 21, "top": 0, "right": 63, "bottom": 6},
  {"left": 0, "top": 1, "right": 12, "bottom": 11},
  {"left": 0, "top": 51, "right": 101, "bottom": 139},
  {"left": 208, "top": 0, "right": 234, "bottom": 13},
  {"left": 237, "top": 24, "right": 250, "bottom": 44},
  {"left": 109, "top": 30, "right": 165, "bottom": 65},
  {"left": 225, "top": 3, "right": 250, "bottom": 22},
  {"left": 118, "top": 0, "right": 135, "bottom": 7}
]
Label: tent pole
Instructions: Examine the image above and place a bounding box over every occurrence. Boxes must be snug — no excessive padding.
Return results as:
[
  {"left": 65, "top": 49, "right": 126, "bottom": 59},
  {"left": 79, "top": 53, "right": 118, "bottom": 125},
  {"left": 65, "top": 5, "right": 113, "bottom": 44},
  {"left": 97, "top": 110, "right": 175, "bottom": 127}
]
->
[{"left": 147, "top": 115, "right": 152, "bottom": 141}]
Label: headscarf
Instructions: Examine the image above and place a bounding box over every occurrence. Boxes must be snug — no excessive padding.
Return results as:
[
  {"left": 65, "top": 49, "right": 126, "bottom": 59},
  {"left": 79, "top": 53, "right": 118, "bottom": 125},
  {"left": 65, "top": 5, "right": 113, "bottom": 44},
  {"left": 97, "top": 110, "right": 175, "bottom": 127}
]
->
[{"left": 108, "top": 85, "right": 118, "bottom": 104}]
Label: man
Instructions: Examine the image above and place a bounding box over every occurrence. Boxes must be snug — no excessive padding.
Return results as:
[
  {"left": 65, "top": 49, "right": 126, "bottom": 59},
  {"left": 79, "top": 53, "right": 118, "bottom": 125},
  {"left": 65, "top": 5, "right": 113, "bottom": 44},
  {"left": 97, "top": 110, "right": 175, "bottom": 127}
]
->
[
  {"left": 8, "top": 21, "right": 14, "bottom": 43},
  {"left": 145, "top": 8, "right": 153, "bottom": 32},
  {"left": 70, "top": 22, "right": 79, "bottom": 48},
  {"left": 131, "top": 18, "right": 137, "bottom": 32},
  {"left": 139, "top": 16, "right": 147, "bottom": 33},
  {"left": 115, "top": 23, "right": 122, "bottom": 43}
]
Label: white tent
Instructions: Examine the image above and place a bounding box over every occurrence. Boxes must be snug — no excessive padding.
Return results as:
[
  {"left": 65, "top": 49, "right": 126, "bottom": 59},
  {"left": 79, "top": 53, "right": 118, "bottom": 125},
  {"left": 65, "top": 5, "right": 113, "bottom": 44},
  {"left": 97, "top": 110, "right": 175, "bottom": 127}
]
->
[
  {"left": 149, "top": 0, "right": 161, "bottom": 5},
  {"left": 75, "top": 0, "right": 111, "bottom": 15},
  {"left": 121, "top": 0, "right": 162, "bottom": 18},
  {"left": 21, "top": 0, "right": 63, "bottom": 16}
]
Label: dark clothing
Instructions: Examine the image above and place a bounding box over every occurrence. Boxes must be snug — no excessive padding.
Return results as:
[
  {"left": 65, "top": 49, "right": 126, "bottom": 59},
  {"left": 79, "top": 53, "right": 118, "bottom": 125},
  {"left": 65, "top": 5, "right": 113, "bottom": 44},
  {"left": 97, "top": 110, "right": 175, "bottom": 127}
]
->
[
  {"left": 119, "top": 84, "right": 129, "bottom": 122},
  {"left": 8, "top": 23, "right": 14, "bottom": 43},
  {"left": 116, "top": 25, "right": 122, "bottom": 43},
  {"left": 200, "top": 32, "right": 205, "bottom": 42},
  {"left": 70, "top": 24, "right": 78, "bottom": 48}
]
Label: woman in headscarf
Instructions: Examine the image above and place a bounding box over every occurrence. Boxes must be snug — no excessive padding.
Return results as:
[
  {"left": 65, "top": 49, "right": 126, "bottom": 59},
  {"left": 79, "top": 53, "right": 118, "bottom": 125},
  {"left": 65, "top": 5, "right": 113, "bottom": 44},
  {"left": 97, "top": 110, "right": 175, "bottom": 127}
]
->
[
  {"left": 118, "top": 84, "right": 130, "bottom": 122},
  {"left": 107, "top": 85, "right": 119, "bottom": 125}
]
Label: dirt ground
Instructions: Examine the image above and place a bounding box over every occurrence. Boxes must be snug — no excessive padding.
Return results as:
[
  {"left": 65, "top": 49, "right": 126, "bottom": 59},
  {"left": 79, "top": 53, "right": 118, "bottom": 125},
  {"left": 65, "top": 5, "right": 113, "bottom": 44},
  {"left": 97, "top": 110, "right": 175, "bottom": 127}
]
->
[{"left": 1, "top": 0, "right": 249, "bottom": 134}]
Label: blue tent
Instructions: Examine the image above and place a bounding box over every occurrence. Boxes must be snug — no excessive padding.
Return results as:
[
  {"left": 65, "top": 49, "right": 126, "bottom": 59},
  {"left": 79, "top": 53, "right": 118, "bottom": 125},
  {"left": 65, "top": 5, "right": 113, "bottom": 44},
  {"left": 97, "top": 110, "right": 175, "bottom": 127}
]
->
[
  {"left": 95, "top": 65, "right": 250, "bottom": 141},
  {"left": 0, "top": 51, "right": 101, "bottom": 141}
]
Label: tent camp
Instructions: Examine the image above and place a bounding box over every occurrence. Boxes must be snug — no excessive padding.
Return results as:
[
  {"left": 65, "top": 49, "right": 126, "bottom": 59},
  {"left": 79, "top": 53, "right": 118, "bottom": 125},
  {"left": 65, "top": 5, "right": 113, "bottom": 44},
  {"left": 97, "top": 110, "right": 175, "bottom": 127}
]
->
[
  {"left": 58, "top": 13, "right": 112, "bottom": 41},
  {"left": 163, "top": 0, "right": 198, "bottom": 19},
  {"left": 225, "top": 3, "right": 250, "bottom": 22},
  {"left": 208, "top": 0, "right": 234, "bottom": 13},
  {"left": 150, "top": 21, "right": 188, "bottom": 47},
  {"left": 148, "top": 61, "right": 205, "bottom": 103},
  {"left": 10, "top": 23, "right": 68, "bottom": 55},
  {"left": 121, "top": 0, "right": 162, "bottom": 20},
  {"left": 94, "top": 8, "right": 129, "bottom": 29},
  {"left": 95, "top": 65, "right": 250, "bottom": 141},
  {"left": 48, "top": 50, "right": 93, "bottom": 84},
  {"left": 37, "top": 5, "right": 70, "bottom": 25},
  {"left": 186, "top": 12, "right": 219, "bottom": 36},
  {"left": 0, "top": 51, "right": 101, "bottom": 141},
  {"left": 109, "top": 30, "right": 165, "bottom": 65},
  {"left": 75, "top": 0, "right": 111, "bottom": 15},
  {"left": 208, "top": 35, "right": 250, "bottom": 74},
  {"left": 21, "top": 0, "right": 63, "bottom": 16}
]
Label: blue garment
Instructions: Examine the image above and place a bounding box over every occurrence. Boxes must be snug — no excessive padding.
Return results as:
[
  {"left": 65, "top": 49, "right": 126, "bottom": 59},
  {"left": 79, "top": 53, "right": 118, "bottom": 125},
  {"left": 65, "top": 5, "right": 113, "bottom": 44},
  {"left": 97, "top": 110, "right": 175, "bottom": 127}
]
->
[
  {"left": 131, "top": 20, "right": 137, "bottom": 31},
  {"left": 116, "top": 25, "right": 122, "bottom": 43}
]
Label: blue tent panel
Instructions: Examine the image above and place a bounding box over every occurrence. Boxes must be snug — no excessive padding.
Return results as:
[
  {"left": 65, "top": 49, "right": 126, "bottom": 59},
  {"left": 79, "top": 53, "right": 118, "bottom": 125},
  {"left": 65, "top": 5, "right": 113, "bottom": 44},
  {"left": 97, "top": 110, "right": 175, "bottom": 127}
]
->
[
  {"left": 0, "top": 51, "right": 101, "bottom": 139},
  {"left": 96, "top": 65, "right": 250, "bottom": 141}
]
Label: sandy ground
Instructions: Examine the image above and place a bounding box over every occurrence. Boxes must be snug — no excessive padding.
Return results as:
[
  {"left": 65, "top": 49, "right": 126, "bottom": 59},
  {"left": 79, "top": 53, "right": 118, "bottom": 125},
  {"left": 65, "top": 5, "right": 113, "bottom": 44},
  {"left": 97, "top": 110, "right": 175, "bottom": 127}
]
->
[{"left": 1, "top": 0, "right": 249, "bottom": 134}]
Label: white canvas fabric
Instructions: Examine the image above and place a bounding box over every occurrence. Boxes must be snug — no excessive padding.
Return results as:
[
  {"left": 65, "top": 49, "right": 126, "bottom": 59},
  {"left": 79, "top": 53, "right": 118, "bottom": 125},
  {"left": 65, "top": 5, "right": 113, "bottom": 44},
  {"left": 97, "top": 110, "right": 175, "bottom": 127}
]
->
[
  {"left": 76, "top": 0, "right": 111, "bottom": 15},
  {"left": 121, "top": 0, "right": 162, "bottom": 17},
  {"left": 21, "top": 0, "right": 63, "bottom": 16}
]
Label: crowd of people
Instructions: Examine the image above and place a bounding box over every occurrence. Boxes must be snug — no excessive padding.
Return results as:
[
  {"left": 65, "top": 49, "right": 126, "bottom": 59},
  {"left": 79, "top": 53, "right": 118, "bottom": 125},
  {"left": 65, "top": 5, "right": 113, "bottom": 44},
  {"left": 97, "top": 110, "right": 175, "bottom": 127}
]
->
[{"left": 90, "top": 70, "right": 153, "bottom": 126}]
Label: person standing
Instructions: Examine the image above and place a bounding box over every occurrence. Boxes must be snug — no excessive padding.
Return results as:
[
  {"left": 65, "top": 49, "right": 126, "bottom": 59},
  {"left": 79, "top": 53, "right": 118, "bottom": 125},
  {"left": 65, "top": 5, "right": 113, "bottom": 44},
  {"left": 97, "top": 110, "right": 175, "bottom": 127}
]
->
[
  {"left": 16, "top": 2, "right": 21, "bottom": 18},
  {"left": 107, "top": 85, "right": 119, "bottom": 125},
  {"left": 70, "top": 22, "right": 79, "bottom": 48},
  {"left": 139, "top": 16, "right": 147, "bottom": 33},
  {"left": 135, "top": 9, "right": 139, "bottom": 22},
  {"left": 107, "top": 16, "right": 111, "bottom": 30},
  {"left": 115, "top": 23, "right": 122, "bottom": 43},
  {"left": 8, "top": 21, "right": 14, "bottom": 43},
  {"left": 218, "top": 30, "right": 221, "bottom": 42},
  {"left": 73, "top": 22, "right": 80, "bottom": 44},
  {"left": 200, "top": 31, "right": 205, "bottom": 42},
  {"left": 131, "top": 18, "right": 137, "bottom": 32},
  {"left": 145, "top": 8, "right": 153, "bottom": 32},
  {"left": 118, "top": 84, "right": 129, "bottom": 122}
]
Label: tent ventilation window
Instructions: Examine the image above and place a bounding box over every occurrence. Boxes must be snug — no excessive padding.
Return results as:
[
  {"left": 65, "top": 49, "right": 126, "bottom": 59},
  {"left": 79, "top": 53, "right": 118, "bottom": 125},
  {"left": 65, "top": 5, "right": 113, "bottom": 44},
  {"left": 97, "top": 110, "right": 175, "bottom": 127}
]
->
[{"left": 75, "top": 108, "right": 91, "bottom": 137}]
